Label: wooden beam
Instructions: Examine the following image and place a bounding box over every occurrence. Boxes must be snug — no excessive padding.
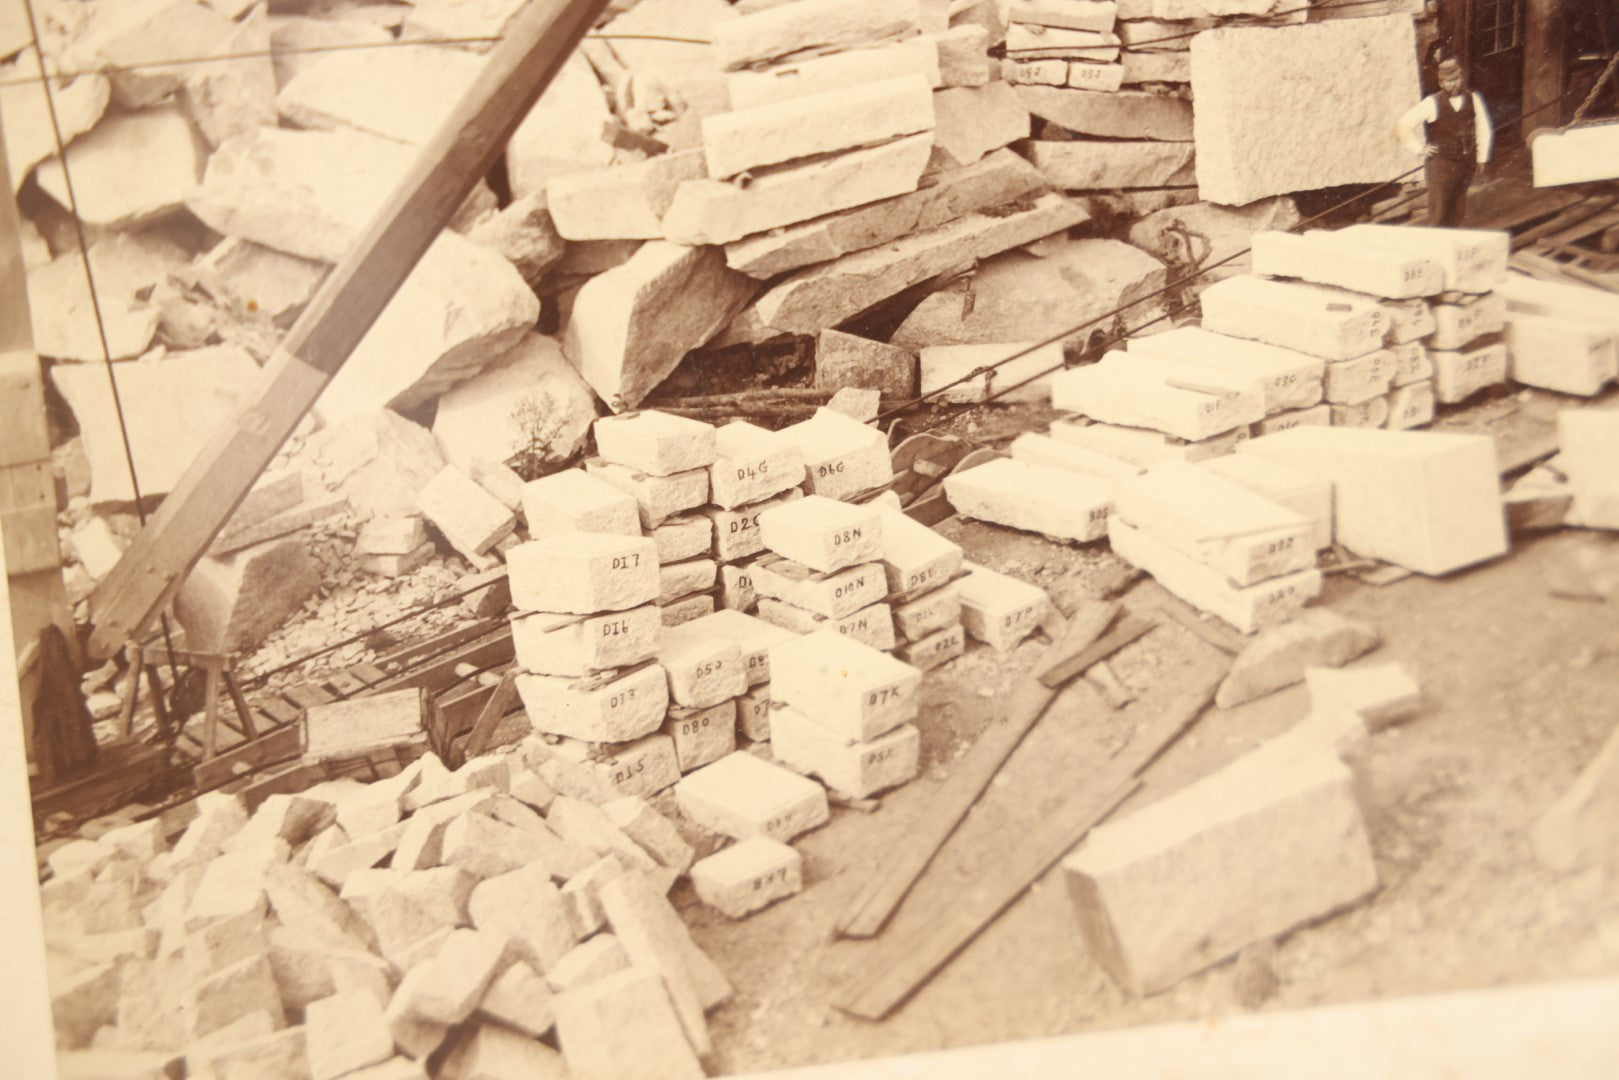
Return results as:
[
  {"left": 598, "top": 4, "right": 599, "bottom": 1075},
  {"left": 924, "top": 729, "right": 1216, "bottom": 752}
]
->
[
  {"left": 1522, "top": 0, "right": 1567, "bottom": 141},
  {"left": 85, "top": 0, "right": 613, "bottom": 661}
]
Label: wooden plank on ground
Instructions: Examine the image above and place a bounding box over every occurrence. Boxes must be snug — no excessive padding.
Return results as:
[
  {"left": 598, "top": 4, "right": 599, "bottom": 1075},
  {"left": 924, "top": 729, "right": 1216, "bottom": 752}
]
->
[
  {"left": 371, "top": 625, "right": 514, "bottom": 695},
  {"left": 458, "top": 668, "right": 521, "bottom": 766},
  {"left": 324, "top": 670, "right": 369, "bottom": 697},
  {"left": 257, "top": 698, "right": 302, "bottom": 726},
  {"left": 832, "top": 670, "right": 1224, "bottom": 1020},
  {"left": 192, "top": 724, "right": 304, "bottom": 791},
  {"left": 282, "top": 683, "right": 336, "bottom": 709},
  {"left": 835, "top": 601, "right": 1123, "bottom": 939}
]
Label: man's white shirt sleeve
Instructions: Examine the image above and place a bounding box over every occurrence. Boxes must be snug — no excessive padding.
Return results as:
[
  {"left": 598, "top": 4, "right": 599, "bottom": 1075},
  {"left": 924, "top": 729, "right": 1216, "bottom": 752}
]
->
[
  {"left": 1472, "top": 91, "right": 1493, "bottom": 164},
  {"left": 1396, "top": 95, "right": 1437, "bottom": 156}
]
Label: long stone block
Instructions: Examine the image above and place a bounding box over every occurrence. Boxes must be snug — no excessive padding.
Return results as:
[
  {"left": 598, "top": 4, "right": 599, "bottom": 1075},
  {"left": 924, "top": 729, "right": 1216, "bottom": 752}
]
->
[
  {"left": 726, "top": 37, "right": 940, "bottom": 109},
  {"left": 710, "top": 422, "right": 804, "bottom": 509},
  {"left": 584, "top": 460, "right": 710, "bottom": 529},
  {"left": 1009, "top": 432, "right": 1142, "bottom": 490},
  {"left": 711, "top": 0, "right": 920, "bottom": 71},
  {"left": 873, "top": 506, "right": 963, "bottom": 602},
  {"left": 547, "top": 150, "right": 706, "bottom": 241},
  {"left": 1498, "top": 274, "right": 1619, "bottom": 339},
  {"left": 1188, "top": 17, "right": 1422, "bottom": 205},
  {"left": 1121, "top": 49, "right": 1190, "bottom": 83},
  {"left": 1115, "top": 462, "right": 1316, "bottom": 585},
  {"left": 750, "top": 556, "right": 887, "bottom": 619},
  {"left": 1066, "top": 60, "right": 1127, "bottom": 91},
  {"left": 893, "top": 582, "right": 962, "bottom": 641},
  {"left": 756, "top": 598, "right": 896, "bottom": 652},
  {"left": 674, "top": 751, "right": 830, "bottom": 842},
  {"left": 1024, "top": 139, "right": 1195, "bottom": 188},
  {"left": 1250, "top": 230, "right": 1444, "bottom": 299},
  {"left": 508, "top": 534, "right": 660, "bottom": 614},
  {"left": 777, "top": 408, "right": 894, "bottom": 500},
  {"left": 516, "top": 665, "right": 669, "bottom": 743},
  {"left": 770, "top": 707, "right": 921, "bottom": 798},
  {"left": 918, "top": 341, "right": 1063, "bottom": 404},
  {"left": 1198, "top": 275, "right": 1387, "bottom": 361},
  {"left": 703, "top": 490, "right": 802, "bottom": 563},
  {"left": 957, "top": 562, "right": 1052, "bottom": 651},
  {"left": 1015, "top": 85, "right": 1193, "bottom": 141},
  {"left": 769, "top": 629, "right": 921, "bottom": 741},
  {"left": 1062, "top": 740, "right": 1376, "bottom": 994},
  {"left": 1003, "top": 57, "right": 1072, "bottom": 85},
  {"left": 1125, "top": 326, "right": 1324, "bottom": 414},
  {"left": 1323, "top": 350, "right": 1396, "bottom": 406},
  {"left": 1429, "top": 293, "right": 1507, "bottom": 350},
  {"left": 1431, "top": 341, "right": 1508, "bottom": 404},
  {"left": 931, "top": 82, "right": 1032, "bottom": 168},
  {"left": 1198, "top": 453, "right": 1333, "bottom": 551},
  {"left": 1106, "top": 352, "right": 1267, "bottom": 424},
  {"left": 1238, "top": 426, "right": 1506, "bottom": 575},
  {"left": 1279, "top": 284, "right": 1435, "bottom": 345},
  {"left": 690, "top": 837, "right": 803, "bottom": 919},
  {"left": 897, "top": 622, "right": 965, "bottom": 670},
  {"left": 758, "top": 494, "right": 882, "bottom": 573},
  {"left": 751, "top": 192, "right": 1088, "bottom": 333},
  {"left": 663, "top": 133, "right": 933, "bottom": 246},
  {"left": 1048, "top": 358, "right": 1248, "bottom": 441},
  {"left": 945, "top": 458, "right": 1113, "bottom": 542},
  {"left": 702, "top": 74, "right": 934, "bottom": 179},
  {"left": 1385, "top": 379, "right": 1436, "bottom": 431},
  {"left": 1505, "top": 312, "right": 1616, "bottom": 397},
  {"left": 1048, "top": 418, "right": 1238, "bottom": 466},
  {"left": 1108, "top": 518, "right": 1320, "bottom": 633},
  {"left": 512, "top": 606, "right": 661, "bottom": 678},
  {"left": 1337, "top": 224, "right": 1509, "bottom": 295}
]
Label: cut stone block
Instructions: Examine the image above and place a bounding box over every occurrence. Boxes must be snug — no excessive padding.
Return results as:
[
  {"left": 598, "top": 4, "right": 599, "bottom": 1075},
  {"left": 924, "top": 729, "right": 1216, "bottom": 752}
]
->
[
  {"left": 1063, "top": 740, "right": 1377, "bottom": 995},
  {"left": 466, "top": 192, "right": 565, "bottom": 284},
  {"left": 663, "top": 702, "right": 738, "bottom": 772},
  {"left": 1109, "top": 517, "right": 1320, "bottom": 633},
  {"left": 601, "top": 798, "right": 695, "bottom": 874},
  {"left": 734, "top": 684, "right": 772, "bottom": 742},
  {"left": 1430, "top": 293, "right": 1507, "bottom": 350},
  {"left": 593, "top": 411, "right": 717, "bottom": 478},
  {"left": 1198, "top": 454, "right": 1333, "bottom": 552},
  {"left": 304, "top": 689, "right": 425, "bottom": 762},
  {"left": 1065, "top": 61, "right": 1128, "bottom": 91},
  {"left": 749, "top": 557, "right": 887, "bottom": 620},
  {"left": 710, "top": 422, "right": 805, "bottom": 510},
  {"left": 552, "top": 966, "right": 704, "bottom": 1080},
  {"left": 35, "top": 104, "right": 204, "bottom": 229},
  {"left": 1385, "top": 380, "right": 1436, "bottom": 431},
  {"left": 503, "top": 54, "right": 615, "bottom": 198},
  {"left": 570, "top": 734, "right": 682, "bottom": 800},
  {"left": 507, "top": 533, "right": 660, "bottom": 614},
  {"left": 1198, "top": 275, "right": 1387, "bottom": 361},
  {"left": 726, "top": 148, "right": 1046, "bottom": 280},
  {"left": 1013, "top": 0, "right": 1121, "bottom": 31},
  {"left": 1250, "top": 230, "right": 1444, "bottom": 299},
  {"left": 673, "top": 609, "right": 799, "bottom": 688},
  {"left": 719, "top": 561, "right": 760, "bottom": 612},
  {"left": 520, "top": 470, "right": 640, "bottom": 541},
  {"left": 945, "top": 458, "right": 1113, "bottom": 543},
  {"left": 1106, "top": 352, "right": 1268, "bottom": 424},
  {"left": 1047, "top": 418, "right": 1238, "bottom": 467},
  {"left": 307, "top": 990, "right": 393, "bottom": 1080},
  {"left": 1047, "top": 360, "right": 1246, "bottom": 442},
  {"left": 957, "top": 562, "right": 1053, "bottom": 651},
  {"left": 675, "top": 751, "right": 830, "bottom": 843},
  {"left": 1114, "top": 462, "right": 1316, "bottom": 586},
  {"left": 417, "top": 466, "right": 516, "bottom": 561},
  {"left": 919, "top": 341, "right": 1063, "bottom": 404},
  {"left": 1288, "top": 283, "right": 1436, "bottom": 345},
  {"left": 1122, "top": 50, "right": 1191, "bottom": 82},
  {"left": 815, "top": 331, "right": 918, "bottom": 399},
  {"left": 704, "top": 490, "right": 803, "bottom": 563},
  {"left": 565, "top": 242, "right": 756, "bottom": 412},
  {"left": 658, "top": 558, "right": 718, "bottom": 606},
  {"left": 1239, "top": 426, "right": 1506, "bottom": 575},
  {"left": 1125, "top": 326, "right": 1324, "bottom": 414},
  {"left": 751, "top": 192, "right": 1088, "bottom": 333},
  {"left": 665, "top": 133, "right": 933, "bottom": 247},
  {"left": 1389, "top": 341, "right": 1434, "bottom": 387},
  {"left": 893, "top": 582, "right": 963, "bottom": 641},
  {"left": 872, "top": 506, "right": 963, "bottom": 601},
  {"left": 181, "top": 953, "right": 285, "bottom": 1041},
  {"left": 714, "top": 0, "right": 919, "bottom": 69},
  {"left": 1003, "top": 57, "right": 1071, "bottom": 84},
  {"left": 769, "top": 628, "right": 921, "bottom": 741},
  {"left": 756, "top": 598, "right": 896, "bottom": 652},
  {"left": 1504, "top": 311, "right": 1617, "bottom": 397},
  {"left": 467, "top": 863, "right": 578, "bottom": 972},
  {"left": 1431, "top": 342, "right": 1509, "bottom": 405},
  {"left": 726, "top": 37, "right": 940, "bottom": 110},
  {"left": 772, "top": 707, "right": 921, "bottom": 798},
  {"left": 897, "top": 622, "right": 966, "bottom": 670},
  {"left": 512, "top": 605, "right": 662, "bottom": 678},
  {"left": 430, "top": 333, "right": 596, "bottom": 474},
  {"left": 690, "top": 837, "right": 803, "bottom": 920},
  {"left": 1323, "top": 350, "right": 1397, "bottom": 406},
  {"left": 658, "top": 626, "right": 747, "bottom": 708},
  {"left": 1188, "top": 17, "right": 1422, "bottom": 205},
  {"left": 1337, "top": 223, "right": 1509, "bottom": 295},
  {"left": 275, "top": 41, "right": 482, "bottom": 145},
  {"left": 173, "top": 533, "right": 320, "bottom": 655},
  {"left": 546, "top": 150, "right": 706, "bottom": 241},
  {"left": 515, "top": 665, "right": 669, "bottom": 744},
  {"left": 1304, "top": 661, "right": 1422, "bottom": 730},
  {"left": 663, "top": 594, "right": 716, "bottom": 627},
  {"left": 1498, "top": 274, "right": 1619, "bottom": 340},
  {"left": 1017, "top": 86, "right": 1192, "bottom": 141},
  {"left": 651, "top": 516, "right": 715, "bottom": 563},
  {"left": 930, "top": 82, "right": 1030, "bottom": 169},
  {"left": 1557, "top": 410, "right": 1619, "bottom": 530},
  {"left": 1254, "top": 404, "right": 1333, "bottom": 435},
  {"left": 474, "top": 961, "right": 556, "bottom": 1038},
  {"left": 1216, "top": 610, "right": 1380, "bottom": 708},
  {"left": 584, "top": 460, "right": 710, "bottom": 530},
  {"left": 777, "top": 408, "right": 895, "bottom": 500},
  {"left": 356, "top": 517, "right": 428, "bottom": 559},
  {"left": 439, "top": 813, "right": 562, "bottom": 882},
  {"left": 758, "top": 494, "right": 882, "bottom": 573},
  {"left": 1025, "top": 139, "right": 1195, "bottom": 189}
]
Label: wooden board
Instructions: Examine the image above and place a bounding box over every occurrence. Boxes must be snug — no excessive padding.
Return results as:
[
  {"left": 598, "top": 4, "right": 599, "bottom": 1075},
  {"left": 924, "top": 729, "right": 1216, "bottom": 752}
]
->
[{"left": 192, "top": 724, "right": 303, "bottom": 791}]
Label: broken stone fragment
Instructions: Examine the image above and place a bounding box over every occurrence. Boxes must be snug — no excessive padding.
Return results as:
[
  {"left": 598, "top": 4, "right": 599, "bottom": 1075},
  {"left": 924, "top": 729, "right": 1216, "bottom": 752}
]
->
[
  {"left": 1303, "top": 662, "right": 1422, "bottom": 731},
  {"left": 300, "top": 410, "right": 446, "bottom": 522},
  {"left": 306, "top": 990, "right": 394, "bottom": 1080},
  {"left": 35, "top": 104, "right": 206, "bottom": 229},
  {"left": 276, "top": 44, "right": 485, "bottom": 147},
  {"left": 173, "top": 533, "right": 320, "bottom": 654},
  {"left": 269, "top": 17, "right": 393, "bottom": 89},
  {"left": 553, "top": 966, "right": 704, "bottom": 1080},
  {"left": 69, "top": 0, "right": 236, "bottom": 108},
  {"left": 431, "top": 334, "right": 596, "bottom": 474},
  {"left": 182, "top": 6, "right": 276, "bottom": 148},
  {"left": 1215, "top": 610, "right": 1381, "bottom": 708},
  {"left": 504, "top": 55, "right": 616, "bottom": 199},
  {"left": 1127, "top": 197, "right": 1300, "bottom": 282},
  {"left": 0, "top": 56, "right": 109, "bottom": 192},
  {"left": 24, "top": 229, "right": 191, "bottom": 362}
]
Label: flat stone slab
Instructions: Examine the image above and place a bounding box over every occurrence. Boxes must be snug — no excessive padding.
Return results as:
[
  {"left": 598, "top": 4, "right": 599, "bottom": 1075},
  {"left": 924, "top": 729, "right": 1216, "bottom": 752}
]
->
[
  {"left": 726, "top": 37, "right": 940, "bottom": 109},
  {"left": 945, "top": 458, "right": 1114, "bottom": 543},
  {"left": 276, "top": 44, "right": 484, "bottom": 146},
  {"left": 957, "top": 561, "right": 1052, "bottom": 652},
  {"left": 1015, "top": 85, "right": 1193, "bottom": 141},
  {"left": 1198, "top": 275, "right": 1388, "bottom": 361},
  {"left": 690, "top": 837, "right": 803, "bottom": 918},
  {"left": 674, "top": 751, "right": 830, "bottom": 843},
  {"left": 1126, "top": 327, "right": 1323, "bottom": 415},
  {"left": 1048, "top": 357, "right": 1249, "bottom": 442},
  {"left": 771, "top": 707, "right": 921, "bottom": 798},
  {"left": 1024, "top": 140, "right": 1196, "bottom": 189},
  {"left": 712, "top": 0, "right": 920, "bottom": 71}
]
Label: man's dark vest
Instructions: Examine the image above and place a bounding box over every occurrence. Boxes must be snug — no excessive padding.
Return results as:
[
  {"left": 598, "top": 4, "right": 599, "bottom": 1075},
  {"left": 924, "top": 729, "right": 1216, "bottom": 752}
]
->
[{"left": 1430, "top": 92, "right": 1476, "bottom": 164}]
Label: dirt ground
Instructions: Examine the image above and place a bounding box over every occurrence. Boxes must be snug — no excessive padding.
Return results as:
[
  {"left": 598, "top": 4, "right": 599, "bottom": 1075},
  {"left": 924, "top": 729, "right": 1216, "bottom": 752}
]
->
[{"left": 661, "top": 392, "right": 1619, "bottom": 1076}]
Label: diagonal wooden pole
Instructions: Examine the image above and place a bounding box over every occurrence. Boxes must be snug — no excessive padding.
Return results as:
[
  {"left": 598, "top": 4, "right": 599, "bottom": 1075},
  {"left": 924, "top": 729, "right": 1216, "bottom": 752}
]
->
[{"left": 85, "top": 0, "right": 613, "bottom": 661}]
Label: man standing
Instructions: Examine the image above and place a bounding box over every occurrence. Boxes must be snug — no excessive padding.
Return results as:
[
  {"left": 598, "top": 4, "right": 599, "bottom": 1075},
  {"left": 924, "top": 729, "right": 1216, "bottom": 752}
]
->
[{"left": 1396, "top": 56, "right": 1494, "bottom": 226}]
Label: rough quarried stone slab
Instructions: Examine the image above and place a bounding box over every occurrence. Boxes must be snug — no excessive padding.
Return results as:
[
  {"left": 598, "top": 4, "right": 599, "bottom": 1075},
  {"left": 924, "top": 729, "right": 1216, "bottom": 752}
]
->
[
  {"left": 726, "top": 37, "right": 939, "bottom": 110},
  {"left": 1048, "top": 418, "right": 1237, "bottom": 467},
  {"left": 702, "top": 74, "right": 934, "bottom": 179},
  {"left": 1198, "top": 275, "right": 1387, "bottom": 361},
  {"left": 1113, "top": 351, "right": 1268, "bottom": 424},
  {"left": 431, "top": 333, "right": 595, "bottom": 473},
  {"left": 932, "top": 23, "right": 996, "bottom": 86},
  {"left": 769, "top": 628, "right": 920, "bottom": 741},
  {"left": 1048, "top": 358, "right": 1247, "bottom": 441},
  {"left": 931, "top": 82, "right": 1030, "bottom": 168},
  {"left": 516, "top": 665, "right": 668, "bottom": 744},
  {"left": 508, "top": 533, "right": 659, "bottom": 614},
  {"left": 758, "top": 494, "right": 881, "bottom": 572},
  {"left": 1199, "top": 454, "right": 1333, "bottom": 551},
  {"left": 1385, "top": 379, "right": 1436, "bottom": 431},
  {"left": 175, "top": 533, "right": 320, "bottom": 654},
  {"left": 1025, "top": 139, "right": 1195, "bottom": 189},
  {"left": 957, "top": 562, "right": 1052, "bottom": 651},
  {"left": 1250, "top": 230, "right": 1443, "bottom": 299},
  {"left": 1006, "top": 29, "right": 1122, "bottom": 61},
  {"left": 1504, "top": 312, "right": 1617, "bottom": 398},
  {"left": 757, "top": 598, "right": 896, "bottom": 652},
  {"left": 690, "top": 837, "right": 802, "bottom": 919},
  {"left": 1556, "top": 409, "right": 1619, "bottom": 530},
  {"left": 553, "top": 967, "right": 704, "bottom": 1080},
  {"left": 1122, "top": 50, "right": 1191, "bottom": 82},
  {"left": 919, "top": 341, "right": 1063, "bottom": 404},
  {"left": 945, "top": 458, "right": 1113, "bottom": 542},
  {"left": 1016, "top": 86, "right": 1193, "bottom": 141},
  {"left": 1114, "top": 462, "right": 1316, "bottom": 585},
  {"left": 565, "top": 242, "right": 757, "bottom": 412},
  {"left": 1239, "top": 426, "right": 1506, "bottom": 575},
  {"left": 1013, "top": 0, "right": 1121, "bottom": 30},
  {"left": 1498, "top": 274, "right": 1619, "bottom": 340},
  {"left": 1216, "top": 610, "right": 1380, "bottom": 707},
  {"left": 468, "top": 863, "right": 578, "bottom": 973},
  {"left": 664, "top": 133, "right": 933, "bottom": 247},
  {"left": 1431, "top": 342, "right": 1508, "bottom": 405},
  {"left": 416, "top": 466, "right": 516, "bottom": 560},
  {"left": 585, "top": 460, "right": 710, "bottom": 530},
  {"left": 712, "top": 0, "right": 920, "bottom": 70},
  {"left": 1063, "top": 740, "right": 1376, "bottom": 994},
  {"left": 23, "top": 240, "right": 167, "bottom": 363},
  {"left": 512, "top": 606, "right": 662, "bottom": 678},
  {"left": 814, "top": 331, "right": 918, "bottom": 398},
  {"left": 504, "top": 54, "right": 615, "bottom": 198},
  {"left": 1109, "top": 517, "right": 1320, "bottom": 633},
  {"left": 753, "top": 192, "right": 1087, "bottom": 333},
  {"left": 1188, "top": 17, "right": 1422, "bottom": 205},
  {"left": 719, "top": 561, "right": 760, "bottom": 612},
  {"left": 276, "top": 44, "right": 484, "bottom": 147},
  {"left": 778, "top": 409, "right": 894, "bottom": 500},
  {"left": 1338, "top": 224, "right": 1509, "bottom": 295},
  {"left": 545, "top": 150, "right": 706, "bottom": 241},
  {"left": 521, "top": 470, "right": 640, "bottom": 541},
  {"left": 750, "top": 557, "right": 887, "bottom": 620},
  {"left": 1009, "top": 433, "right": 1141, "bottom": 494},
  {"left": 34, "top": 100, "right": 201, "bottom": 229},
  {"left": 873, "top": 507, "right": 963, "bottom": 601},
  {"left": 1430, "top": 293, "right": 1507, "bottom": 350},
  {"left": 1323, "top": 350, "right": 1397, "bottom": 406},
  {"left": 1126, "top": 327, "right": 1323, "bottom": 414},
  {"left": 771, "top": 707, "right": 921, "bottom": 798},
  {"left": 674, "top": 751, "right": 830, "bottom": 842}
]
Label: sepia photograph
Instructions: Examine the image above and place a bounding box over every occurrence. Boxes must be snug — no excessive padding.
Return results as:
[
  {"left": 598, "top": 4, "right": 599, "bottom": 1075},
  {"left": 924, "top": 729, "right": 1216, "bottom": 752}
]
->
[{"left": 2, "top": 0, "right": 1618, "bottom": 1076}]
